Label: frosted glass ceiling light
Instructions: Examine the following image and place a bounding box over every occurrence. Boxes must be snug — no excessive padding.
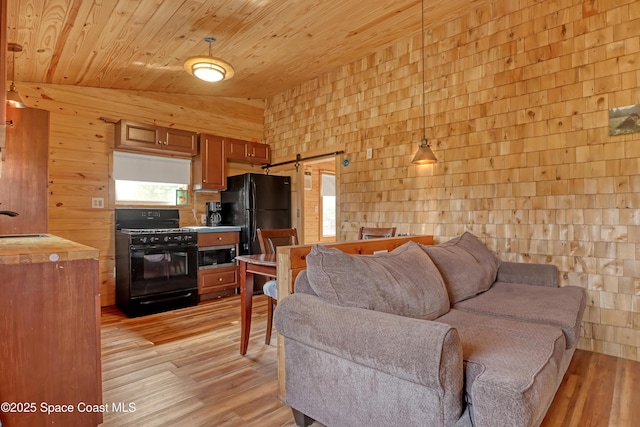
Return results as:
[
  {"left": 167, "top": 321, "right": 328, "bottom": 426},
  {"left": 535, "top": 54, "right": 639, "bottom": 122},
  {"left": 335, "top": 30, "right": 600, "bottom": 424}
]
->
[{"left": 184, "top": 37, "right": 234, "bottom": 83}]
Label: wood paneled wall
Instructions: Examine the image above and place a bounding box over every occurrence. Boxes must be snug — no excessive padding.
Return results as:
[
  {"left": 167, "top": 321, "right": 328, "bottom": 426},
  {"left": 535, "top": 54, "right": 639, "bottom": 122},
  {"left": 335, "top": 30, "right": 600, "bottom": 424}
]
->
[
  {"left": 17, "top": 82, "right": 264, "bottom": 306},
  {"left": 265, "top": 0, "right": 640, "bottom": 361}
]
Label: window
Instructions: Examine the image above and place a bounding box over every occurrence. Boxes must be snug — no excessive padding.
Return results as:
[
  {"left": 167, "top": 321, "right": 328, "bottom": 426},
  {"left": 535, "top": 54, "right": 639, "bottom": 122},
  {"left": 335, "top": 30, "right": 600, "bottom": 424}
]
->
[
  {"left": 113, "top": 151, "right": 190, "bottom": 205},
  {"left": 320, "top": 172, "right": 336, "bottom": 237}
]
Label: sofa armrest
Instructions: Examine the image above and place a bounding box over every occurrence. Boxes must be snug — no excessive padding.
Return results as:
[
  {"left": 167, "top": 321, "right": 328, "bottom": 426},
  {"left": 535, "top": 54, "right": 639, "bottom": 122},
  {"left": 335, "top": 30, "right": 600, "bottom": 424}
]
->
[
  {"left": 496, "top": 261, "right": 558, "bottom": 287},
  {"left": 275, "top": 293, "right": 463, "bottom": 390}
]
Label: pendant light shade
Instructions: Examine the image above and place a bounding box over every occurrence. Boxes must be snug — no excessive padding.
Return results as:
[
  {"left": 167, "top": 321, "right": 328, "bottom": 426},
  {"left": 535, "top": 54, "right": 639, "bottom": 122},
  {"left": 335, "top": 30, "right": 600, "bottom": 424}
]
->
[
  {"left": 412, "top": 137, "right": 437, "bottom": 164},
  {"left": 184, "top": 37, "right": 234, "bottom": 83},
  {"left": 412, "top": 0, "right": 437, "bottom": 164},
  {"left": 6, "top": 43, "right": 26, "bottom": 109}
]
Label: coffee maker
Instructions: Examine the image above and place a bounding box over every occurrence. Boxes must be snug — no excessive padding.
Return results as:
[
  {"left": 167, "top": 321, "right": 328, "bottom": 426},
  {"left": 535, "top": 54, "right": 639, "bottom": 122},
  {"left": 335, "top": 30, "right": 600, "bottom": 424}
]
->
[{"left": 206, "top": 202, "right": 222, "bottom": 226}]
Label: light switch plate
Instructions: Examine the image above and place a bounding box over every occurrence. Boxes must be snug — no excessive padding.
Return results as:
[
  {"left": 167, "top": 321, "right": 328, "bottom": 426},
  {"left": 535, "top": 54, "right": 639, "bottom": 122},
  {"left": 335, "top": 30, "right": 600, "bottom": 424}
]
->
[{"left": 91, "top": 197, "right": 104, "bottom": 209}]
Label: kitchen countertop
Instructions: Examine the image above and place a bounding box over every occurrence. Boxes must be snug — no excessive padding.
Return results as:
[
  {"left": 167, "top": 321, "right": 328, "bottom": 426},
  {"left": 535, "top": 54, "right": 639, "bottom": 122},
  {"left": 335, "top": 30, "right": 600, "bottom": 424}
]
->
[
  {"left": 0, "top": 234, "right": 99, "bottom": 265},
  {"left": 182, "top": 226, "right": 241, "bottom": 233}
]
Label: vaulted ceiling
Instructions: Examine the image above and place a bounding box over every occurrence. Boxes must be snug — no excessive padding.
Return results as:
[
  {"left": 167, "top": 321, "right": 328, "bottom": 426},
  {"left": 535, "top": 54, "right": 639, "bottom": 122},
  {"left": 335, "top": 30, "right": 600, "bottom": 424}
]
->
[{"left": 7, "top": 0, "right": 488, "bottom": 99}]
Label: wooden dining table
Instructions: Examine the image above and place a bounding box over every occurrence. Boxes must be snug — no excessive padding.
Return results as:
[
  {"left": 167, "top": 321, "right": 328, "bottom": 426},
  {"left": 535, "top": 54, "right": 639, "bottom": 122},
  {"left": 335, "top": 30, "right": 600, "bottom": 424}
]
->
[{"left": 235, "top": 253, "right": 277, "bottom": 355}]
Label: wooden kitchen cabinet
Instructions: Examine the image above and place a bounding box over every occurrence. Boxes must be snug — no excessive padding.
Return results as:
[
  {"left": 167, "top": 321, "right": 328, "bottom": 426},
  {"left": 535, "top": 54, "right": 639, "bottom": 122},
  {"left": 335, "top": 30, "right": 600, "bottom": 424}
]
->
[
  {"left": 199, "top": 265, "right": 239, "bottom": 294},
  {"left": 226, "top": 138, "right": 271, "bottom": 164},
  {"left": 197, "top": 231, "right": 240, "bottom": 299},
  {"left": 0, "top": 107, "right": 49, "bottom": 235},
  {"left": 115, "top": 119, "right": 197, "bottom": 156},
  {"left": 0, "top": 236, "right": 102, "bottom": 427},
  {"left": 193, "top": 133, "right": 226, "bottom": 191}
]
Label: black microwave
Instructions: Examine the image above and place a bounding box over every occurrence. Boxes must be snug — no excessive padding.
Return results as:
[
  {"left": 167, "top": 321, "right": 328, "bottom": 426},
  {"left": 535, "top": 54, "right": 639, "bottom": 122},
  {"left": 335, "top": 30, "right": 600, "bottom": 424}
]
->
[{"left": 197, "top": 245, "right": 236, "bottom": 269}]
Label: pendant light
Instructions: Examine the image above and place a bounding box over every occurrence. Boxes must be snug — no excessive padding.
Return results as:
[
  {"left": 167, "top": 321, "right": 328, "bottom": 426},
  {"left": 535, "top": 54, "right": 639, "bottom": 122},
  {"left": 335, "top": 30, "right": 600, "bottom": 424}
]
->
[
  {"left": 184, "top": 37, "right": 235, "bottom": 83},
  {"left": 6, "top": 43, "right": 26, "bottom": 109},
  {"left": 411, "top": 0, "right": 437, "bottom": 164}
]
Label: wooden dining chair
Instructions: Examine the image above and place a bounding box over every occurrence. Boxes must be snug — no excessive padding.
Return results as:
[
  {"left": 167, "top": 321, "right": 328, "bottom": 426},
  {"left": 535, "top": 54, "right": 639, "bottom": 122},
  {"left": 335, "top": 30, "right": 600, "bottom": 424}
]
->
[
  {"left": 358, "top": 226, "right": 397, "bottom": 240},
  {"left": 256, "top": 228, "right": 299, "bottom": 344}
]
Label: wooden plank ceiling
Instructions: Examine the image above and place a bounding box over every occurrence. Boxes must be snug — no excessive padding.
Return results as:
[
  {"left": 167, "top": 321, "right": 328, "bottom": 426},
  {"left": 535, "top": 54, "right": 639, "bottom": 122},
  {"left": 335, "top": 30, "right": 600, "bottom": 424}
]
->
[{"left": 6, "top": 0, "right": 488, "bottom": 99}]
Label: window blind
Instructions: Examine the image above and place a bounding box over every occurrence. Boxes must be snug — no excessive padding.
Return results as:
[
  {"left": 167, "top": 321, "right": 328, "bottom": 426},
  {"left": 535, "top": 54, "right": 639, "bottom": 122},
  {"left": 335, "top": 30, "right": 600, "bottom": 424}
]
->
[
  {"left": 321, "top": 173, "right": 335, "bottom": 197},
  {"left": 113, "top": 151, "right": 191, "bottom": 184}
]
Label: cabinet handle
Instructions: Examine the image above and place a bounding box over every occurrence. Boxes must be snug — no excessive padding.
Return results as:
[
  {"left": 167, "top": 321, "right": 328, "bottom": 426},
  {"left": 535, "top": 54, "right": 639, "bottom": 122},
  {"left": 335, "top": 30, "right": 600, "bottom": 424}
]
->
[
  {"left": 203, "top": 179, "right": 207, "bottom": 183},
  {"left": 163, "top": 140, "right": 168, "bottom": 145},
  {"left": 218, "top": 237, "right": 222, "bottom": 240},
  {"left": 219, "top": 278, "right": 223, "bottom": 282},
  {"left": 157, "top": 140, "right": 162, "bottom": 145}
]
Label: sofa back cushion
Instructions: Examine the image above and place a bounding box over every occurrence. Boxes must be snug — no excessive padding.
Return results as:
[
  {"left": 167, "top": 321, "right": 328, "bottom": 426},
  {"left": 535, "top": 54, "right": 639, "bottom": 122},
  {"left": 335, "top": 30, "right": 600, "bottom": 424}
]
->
[
  {"left": 421, "top": 232, "right": 499, "bottom": 304},
  {"left": 305, "top": 241, "right": 450, "bottom": 320}
]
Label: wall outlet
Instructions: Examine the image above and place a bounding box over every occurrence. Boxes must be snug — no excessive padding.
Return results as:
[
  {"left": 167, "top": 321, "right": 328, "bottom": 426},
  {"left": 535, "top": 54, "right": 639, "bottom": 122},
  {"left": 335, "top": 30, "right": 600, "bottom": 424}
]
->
[
  {"left": 91, "top": 197, "right": 104, "bottom": 209},
  {"left": 366, "top": 147, "right": 373, "bottom": 159},
  {"left": 201, "top": 214, "right": 207, "bottom": 224}
]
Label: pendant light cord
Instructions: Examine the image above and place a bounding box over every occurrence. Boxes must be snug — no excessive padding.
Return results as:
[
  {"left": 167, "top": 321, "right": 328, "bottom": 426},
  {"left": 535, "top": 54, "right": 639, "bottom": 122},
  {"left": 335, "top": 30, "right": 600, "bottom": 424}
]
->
[
  {"left": 11, "top": 49, "right": 16, "bottom": 85},
  {"left": 421, "top": 0, "right": 426, "bottom": 141}
]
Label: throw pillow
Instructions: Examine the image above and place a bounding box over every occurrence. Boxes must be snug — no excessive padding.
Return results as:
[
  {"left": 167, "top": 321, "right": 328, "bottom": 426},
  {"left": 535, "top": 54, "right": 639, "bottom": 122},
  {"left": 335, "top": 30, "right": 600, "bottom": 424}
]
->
[
  {"left": 305, "top": 241, "right": 450, "bottom": 320},
  {"left": 420, "top": 232, "right": 499, "bottom": 304}
]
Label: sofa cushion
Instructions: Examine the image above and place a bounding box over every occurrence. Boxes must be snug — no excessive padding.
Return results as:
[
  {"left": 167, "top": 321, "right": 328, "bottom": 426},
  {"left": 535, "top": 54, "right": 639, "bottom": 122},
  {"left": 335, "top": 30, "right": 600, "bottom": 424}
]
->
[
  {"left": 454, "top": 282, "right": 586, "bottom": 348},
  {"left": 437, "top": 309, "right": 566, "bottom": 427},
  {"left": 421, "top": 232, "right": 500, "bottom": 304},
  {"left": 305, "top": 241, "right": 450, "bottom": 320}
]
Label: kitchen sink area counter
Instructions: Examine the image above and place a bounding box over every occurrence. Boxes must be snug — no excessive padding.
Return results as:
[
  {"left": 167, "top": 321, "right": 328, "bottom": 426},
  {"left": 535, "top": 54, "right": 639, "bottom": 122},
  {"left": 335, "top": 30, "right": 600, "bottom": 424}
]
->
[
  {"left": 0, "top": 233, "right": 99, "bottom": 265},
  {"left": 0, "top": 234, "right": 102, "bottom": 427}
]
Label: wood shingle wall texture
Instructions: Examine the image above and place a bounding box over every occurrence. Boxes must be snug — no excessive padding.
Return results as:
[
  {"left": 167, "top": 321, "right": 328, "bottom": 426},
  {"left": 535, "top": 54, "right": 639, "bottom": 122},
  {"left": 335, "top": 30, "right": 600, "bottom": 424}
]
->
[{"left": 265, "top": 0, "right": 640, "bottom": 360}]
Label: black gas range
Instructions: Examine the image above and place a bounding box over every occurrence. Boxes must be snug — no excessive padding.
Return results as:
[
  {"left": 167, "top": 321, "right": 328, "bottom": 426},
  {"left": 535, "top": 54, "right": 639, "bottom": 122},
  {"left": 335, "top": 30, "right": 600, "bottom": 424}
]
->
[
  {"left": 119, "top": 228, "right": 197, "bottom": 245},
  {"left": 115, "top": 209, "right": 198, "bottom": 317}
]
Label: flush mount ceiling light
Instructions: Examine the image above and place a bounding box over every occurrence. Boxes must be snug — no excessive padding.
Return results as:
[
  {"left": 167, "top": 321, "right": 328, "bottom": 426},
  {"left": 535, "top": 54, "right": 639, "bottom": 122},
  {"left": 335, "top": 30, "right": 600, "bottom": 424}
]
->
[
  {"left": 184, "top": 37, "right": 234, "bottom": 83},
  {"left": 6, "top": 42, "right": 26, "bottom": 109},
  {"left": 411, "top": 0, "right": 437, "bottom": 165}
]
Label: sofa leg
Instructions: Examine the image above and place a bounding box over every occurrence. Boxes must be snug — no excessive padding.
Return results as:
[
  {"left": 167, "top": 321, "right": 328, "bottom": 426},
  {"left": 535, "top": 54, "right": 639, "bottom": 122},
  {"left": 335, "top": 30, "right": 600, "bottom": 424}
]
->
[{"left": 292, "top": 408, "right": 314, "bottom": 427}]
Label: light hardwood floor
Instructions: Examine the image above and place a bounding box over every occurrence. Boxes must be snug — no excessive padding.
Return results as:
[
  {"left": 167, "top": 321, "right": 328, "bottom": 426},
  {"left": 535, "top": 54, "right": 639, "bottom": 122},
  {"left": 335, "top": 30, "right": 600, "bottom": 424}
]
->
[{"left": 100, "top": 296, "right": 640, "bottom": 427}]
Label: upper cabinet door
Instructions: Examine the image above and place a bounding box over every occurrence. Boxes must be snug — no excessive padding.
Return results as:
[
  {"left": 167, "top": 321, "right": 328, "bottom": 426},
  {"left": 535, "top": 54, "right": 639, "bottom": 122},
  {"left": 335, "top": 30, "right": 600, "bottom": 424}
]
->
[
  {"left": 193, "top": 134, "right": 226, "bottom": 191},
  {"left": 225, "top": 138, "right": 249, "bottom": 161},
  {"left": 116, "top": 120, "right": 161, "bottom": 149},
  {"left": 225, "top": 138, "right": 270, "bottom": 164},
  {"left": 163, "top": 128, "right": 197, "bottom": 156},
  {"left": 115, "top": 120, "right": 197, "bottom": 156},
  {"left": 248, "top": 142, "right": 270, "bottom": 163}
]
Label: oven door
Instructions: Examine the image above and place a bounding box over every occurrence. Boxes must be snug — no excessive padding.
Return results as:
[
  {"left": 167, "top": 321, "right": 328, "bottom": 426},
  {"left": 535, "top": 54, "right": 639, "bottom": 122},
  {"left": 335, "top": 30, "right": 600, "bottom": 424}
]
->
[{"left": 129, "top": 243, "right": 198, "bottom": 297}]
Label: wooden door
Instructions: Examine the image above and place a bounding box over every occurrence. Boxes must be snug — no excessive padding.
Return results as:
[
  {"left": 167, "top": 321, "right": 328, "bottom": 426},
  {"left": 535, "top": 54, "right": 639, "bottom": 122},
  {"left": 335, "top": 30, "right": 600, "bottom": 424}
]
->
[
  {"left": 0, "top": 107, "right": 49, "bottom": 234},
  {"left": 193, "top": 134, "right": 226, "bottom": 190},
  {"left": 164, "top": 127, "right": 197, "bottom": 155},
  {"left": 226, "top": 138, "right": 249, "bottom": 161},
  {"left": 0, "top": 258, "right": 102, "bottom": 426},
  {"left": 115, "top": 120, "right": 160, "bottom": 150},
  {"left": 249, "top": 141, "right": 271, "bottom": 163}
]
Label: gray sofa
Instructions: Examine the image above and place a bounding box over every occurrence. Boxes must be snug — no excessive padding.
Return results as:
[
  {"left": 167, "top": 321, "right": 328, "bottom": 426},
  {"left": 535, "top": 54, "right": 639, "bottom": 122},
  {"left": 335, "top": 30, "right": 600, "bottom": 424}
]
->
[{"left": 274, "top": 232, "right": 586, "bottom": 427}]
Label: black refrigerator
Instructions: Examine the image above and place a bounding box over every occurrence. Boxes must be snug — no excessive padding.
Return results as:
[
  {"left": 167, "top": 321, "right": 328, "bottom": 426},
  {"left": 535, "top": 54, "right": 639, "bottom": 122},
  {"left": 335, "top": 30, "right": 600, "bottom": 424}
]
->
[{"left": 221, "top": 173, "right": 291, "bottom": 255}]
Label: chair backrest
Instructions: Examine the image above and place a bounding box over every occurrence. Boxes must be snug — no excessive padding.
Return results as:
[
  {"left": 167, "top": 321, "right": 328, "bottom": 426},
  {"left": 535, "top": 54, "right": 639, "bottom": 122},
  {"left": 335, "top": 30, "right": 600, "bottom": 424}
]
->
[
  {"left": 257, "top": 228, "right": 299, "bottom": 254},
  {"left": 358, "top": 226, "right": 397, "bottom": 240}
]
